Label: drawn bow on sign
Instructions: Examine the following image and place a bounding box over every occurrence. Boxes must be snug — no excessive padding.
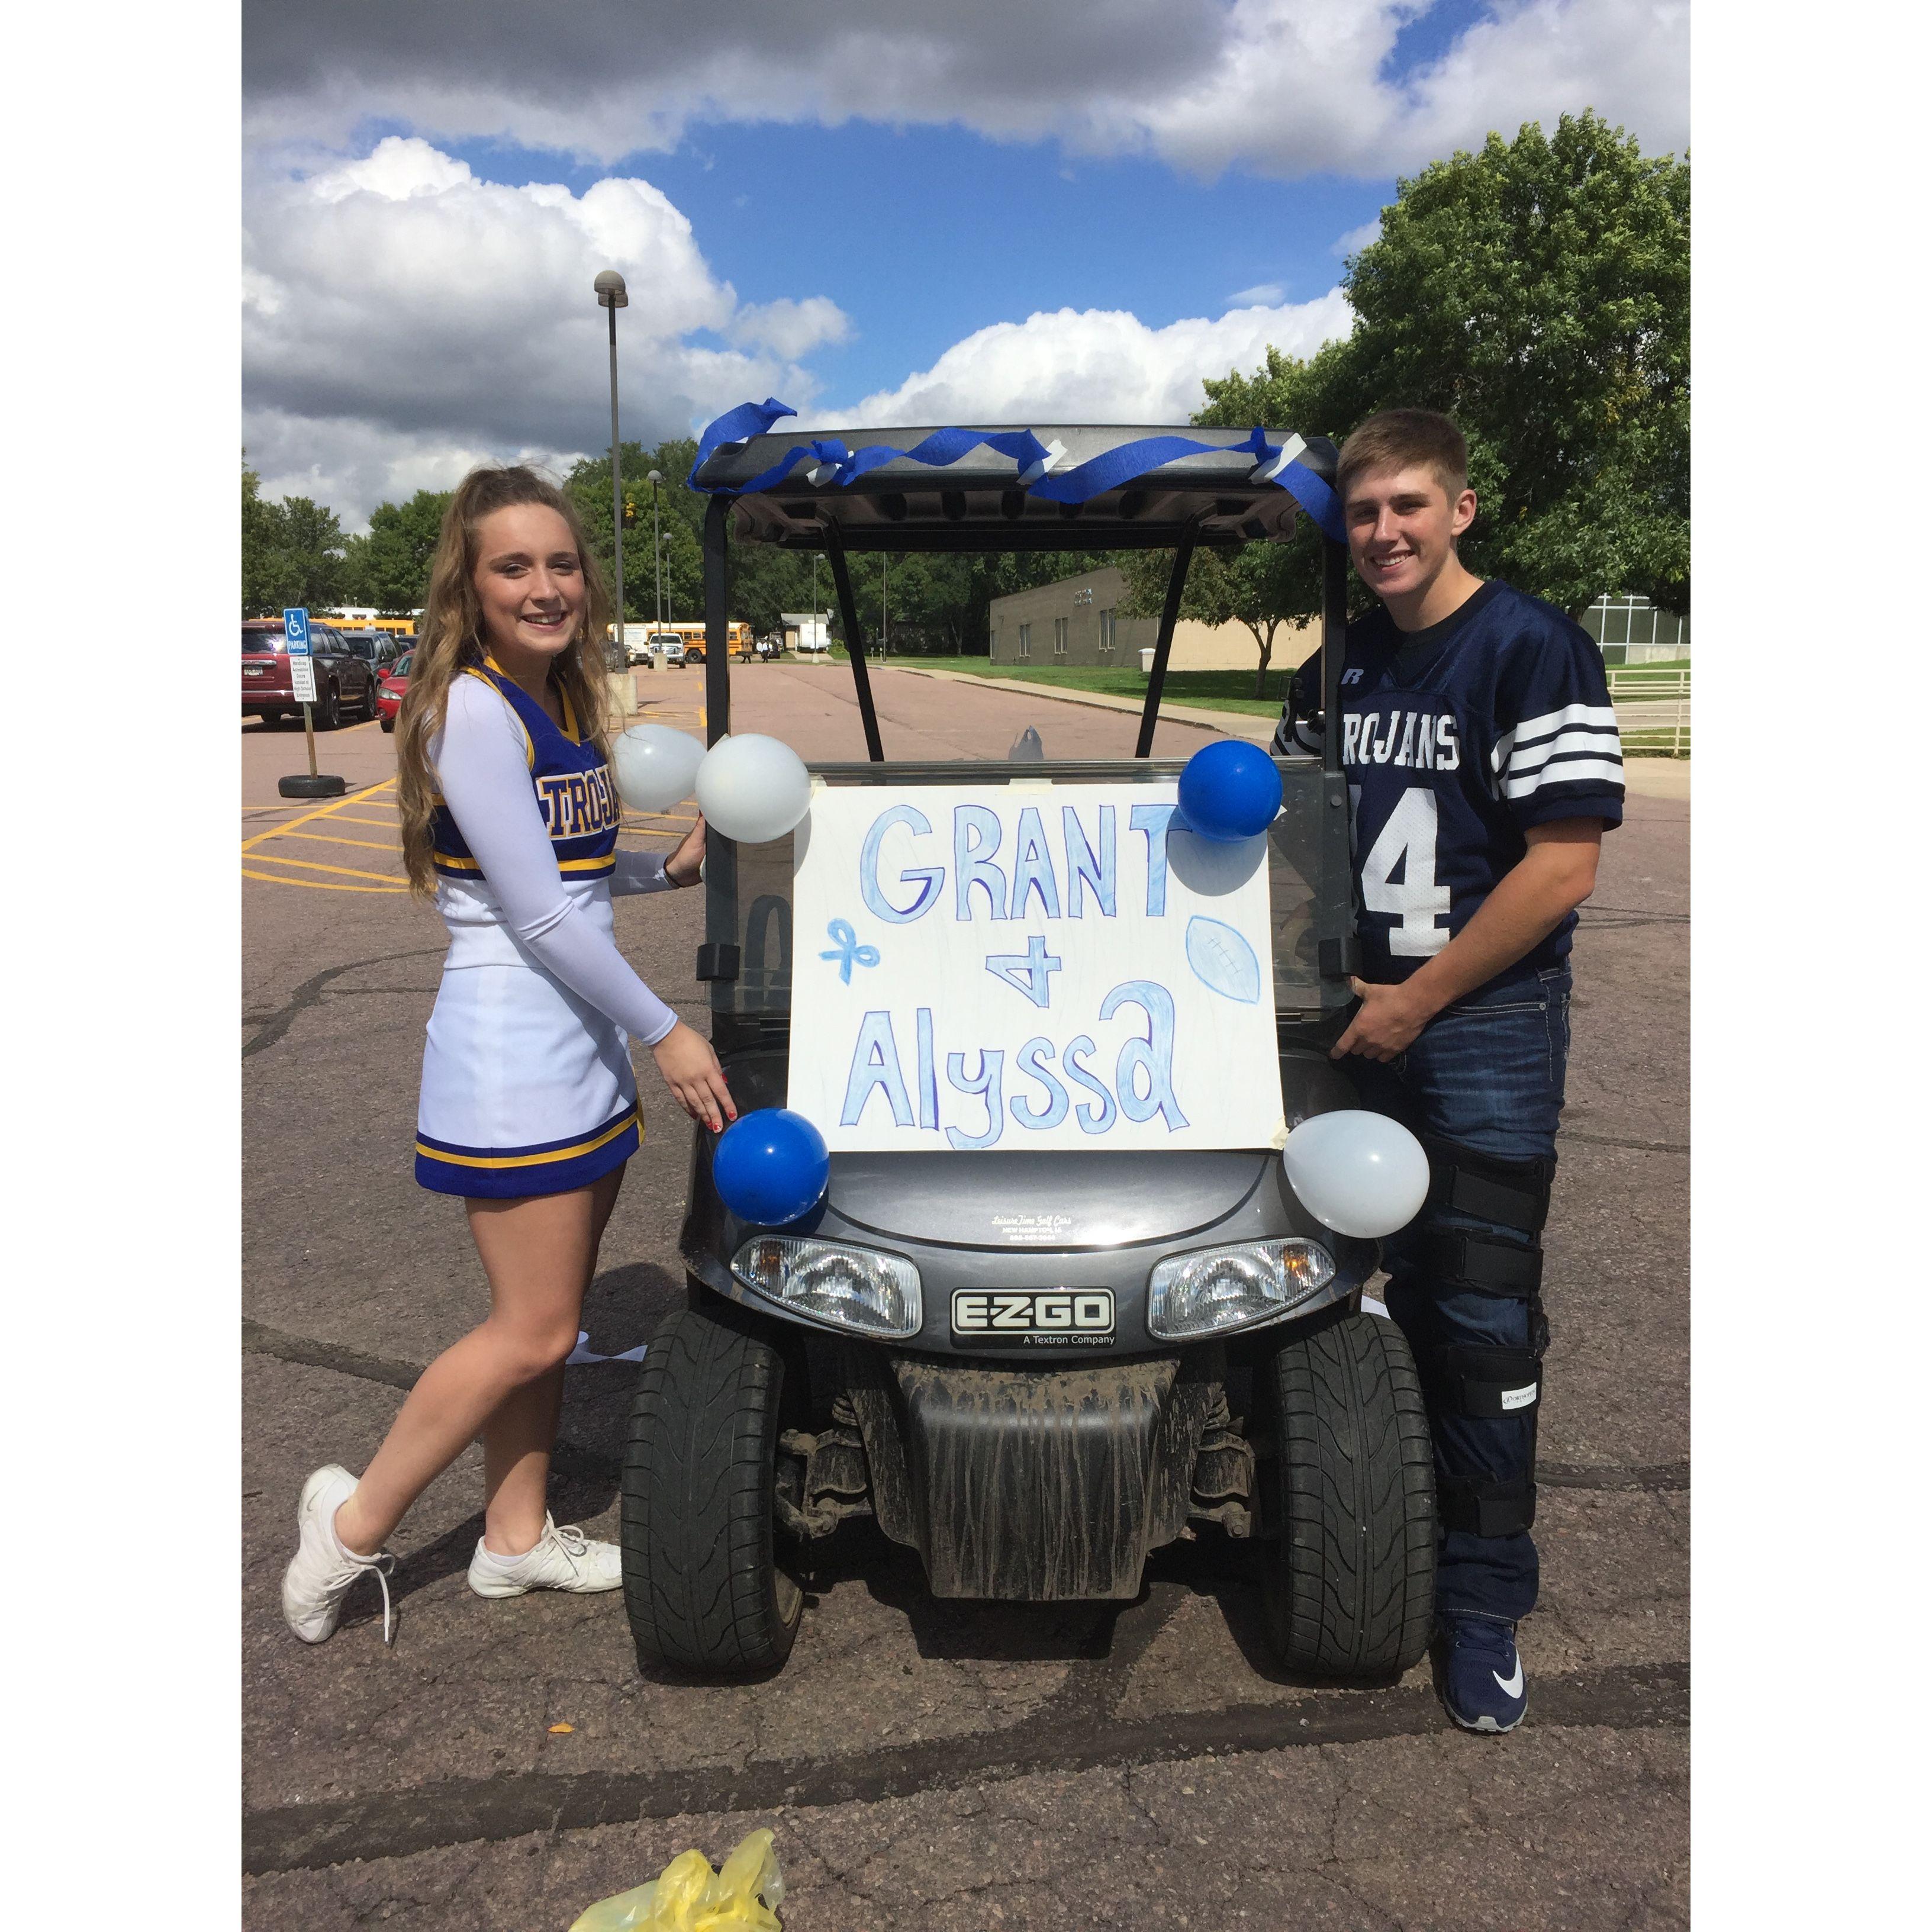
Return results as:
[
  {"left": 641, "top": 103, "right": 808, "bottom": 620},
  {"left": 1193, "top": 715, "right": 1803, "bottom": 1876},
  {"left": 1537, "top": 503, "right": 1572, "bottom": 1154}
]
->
[{"left": 819, "top": 917, "right": 881, "bottom": 984}]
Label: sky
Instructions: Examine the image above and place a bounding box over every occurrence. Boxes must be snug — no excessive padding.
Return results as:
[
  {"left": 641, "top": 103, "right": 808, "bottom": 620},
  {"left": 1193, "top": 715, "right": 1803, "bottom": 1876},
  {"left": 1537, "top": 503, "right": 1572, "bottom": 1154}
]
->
[{"left": 240, "top": 1, "right": 1689, "bottom": 528}]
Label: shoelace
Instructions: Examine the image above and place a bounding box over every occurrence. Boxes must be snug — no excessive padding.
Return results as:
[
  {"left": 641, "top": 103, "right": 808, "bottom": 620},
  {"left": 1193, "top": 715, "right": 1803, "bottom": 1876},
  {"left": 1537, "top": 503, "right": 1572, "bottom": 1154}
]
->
[
  {"left": 345, "top": 1549, "right": 398, "bottom": 1645},
  {"left": 552, "top": 1525, "right": 589, "bottom": 1575}
]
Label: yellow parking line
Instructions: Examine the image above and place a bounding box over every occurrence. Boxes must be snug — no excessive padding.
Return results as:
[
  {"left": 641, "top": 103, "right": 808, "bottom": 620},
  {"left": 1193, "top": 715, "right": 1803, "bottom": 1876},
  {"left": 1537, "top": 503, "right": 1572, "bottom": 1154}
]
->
[
  {"left": 243, "top": 853, "right": 405, "bottom": 883},
  {"left": 264, "top": 830, "right": 398, "bottom": 852},
  {"left": 240, "top": 777, "right": 397, "bottom": 854},
  {"left": 243, "top": 868, "right": 407, "bottom": 894},
  {"left": 324, "top": 814, "right": 402, "bottom": 828}
]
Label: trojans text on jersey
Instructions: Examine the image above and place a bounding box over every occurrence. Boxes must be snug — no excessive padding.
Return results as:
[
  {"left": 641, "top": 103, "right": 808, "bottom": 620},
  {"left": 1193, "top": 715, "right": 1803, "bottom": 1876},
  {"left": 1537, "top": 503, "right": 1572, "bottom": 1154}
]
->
[
  {"left": 534, "top": 765, "right": 620, "bottom": 841},
  {"left": 1341, "top": 706, "right": 1463, "bottom": 774}
]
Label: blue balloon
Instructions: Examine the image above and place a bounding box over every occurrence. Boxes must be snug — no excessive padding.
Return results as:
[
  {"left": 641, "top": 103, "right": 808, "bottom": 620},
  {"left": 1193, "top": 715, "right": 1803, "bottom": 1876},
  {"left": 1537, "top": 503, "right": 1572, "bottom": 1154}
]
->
[
  {"left": 1177, "top": 739, "right": 1282, "bottom": 842},
  {"left": 712, "top": 1107, "right": 830, "bottom": 1225}
]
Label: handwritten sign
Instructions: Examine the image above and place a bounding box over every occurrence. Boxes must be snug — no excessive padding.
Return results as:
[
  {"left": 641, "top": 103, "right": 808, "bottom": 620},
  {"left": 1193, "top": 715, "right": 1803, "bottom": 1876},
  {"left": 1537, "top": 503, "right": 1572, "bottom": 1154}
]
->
[{"left": 789, "top": 783, "right": 1286, "bottom": 1153}]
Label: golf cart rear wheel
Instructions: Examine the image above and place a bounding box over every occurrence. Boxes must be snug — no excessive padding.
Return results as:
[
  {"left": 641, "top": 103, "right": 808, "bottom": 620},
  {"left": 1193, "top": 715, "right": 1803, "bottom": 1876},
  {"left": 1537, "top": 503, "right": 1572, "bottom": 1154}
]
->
[
  {"left": 1260, "top": 1311, "right": 1436, "bottom": 1680},
  {"left": 621, "top": 1306, "right": 802, "bottom": 1676}
]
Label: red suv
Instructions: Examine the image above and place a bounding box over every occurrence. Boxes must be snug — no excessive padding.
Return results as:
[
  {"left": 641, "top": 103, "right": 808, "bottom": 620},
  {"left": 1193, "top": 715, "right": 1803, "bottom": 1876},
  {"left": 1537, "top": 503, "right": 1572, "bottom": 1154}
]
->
[{"left": 242, "top": 619, "right": 380, "bottom": 729}]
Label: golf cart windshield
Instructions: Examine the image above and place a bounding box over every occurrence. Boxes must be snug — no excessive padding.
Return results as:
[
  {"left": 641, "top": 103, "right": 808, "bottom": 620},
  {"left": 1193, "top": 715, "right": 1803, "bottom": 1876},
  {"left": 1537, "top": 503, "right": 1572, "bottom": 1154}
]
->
[{"left": 687, "top": 419, "right": 1359, "bottom": 1042}]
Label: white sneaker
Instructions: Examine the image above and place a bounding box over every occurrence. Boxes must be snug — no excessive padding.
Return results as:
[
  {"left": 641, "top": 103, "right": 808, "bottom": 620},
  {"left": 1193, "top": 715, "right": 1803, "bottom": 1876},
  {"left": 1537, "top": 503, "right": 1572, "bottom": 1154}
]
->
[
  {"left": 466, "top": 1515, "right": 622, "bottom": 1598},
  {"left": 281, "top": 1464, "right": 396, "bottom": 1645}
]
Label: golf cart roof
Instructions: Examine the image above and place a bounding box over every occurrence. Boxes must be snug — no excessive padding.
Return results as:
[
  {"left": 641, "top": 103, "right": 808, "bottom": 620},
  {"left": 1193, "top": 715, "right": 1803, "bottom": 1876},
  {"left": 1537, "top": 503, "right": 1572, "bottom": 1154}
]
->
[{"left": 695, "top": 423, "right": 1339, "bottom": 554}]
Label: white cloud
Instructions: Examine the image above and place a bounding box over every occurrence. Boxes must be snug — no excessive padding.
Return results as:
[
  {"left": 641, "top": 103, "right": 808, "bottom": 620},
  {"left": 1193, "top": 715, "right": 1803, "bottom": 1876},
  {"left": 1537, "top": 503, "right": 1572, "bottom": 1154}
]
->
[
  {"left": 244, "top": 1, "right": 1689, "bottom": 180},
  {"left": 727, "top": 297, "right": 854, "bottom": 360},
  {"left": 1227, "top": 282, "right": 1287, "bottom": 308},
  {"left": 825, "top": 292, "right": 1355, "bottom": 431},
  {"left": 243, "top": 137, "right": 836, "bottom": 521},
  {"left": 1333, "top": 218, "right": 1382, "bottom": 256}
]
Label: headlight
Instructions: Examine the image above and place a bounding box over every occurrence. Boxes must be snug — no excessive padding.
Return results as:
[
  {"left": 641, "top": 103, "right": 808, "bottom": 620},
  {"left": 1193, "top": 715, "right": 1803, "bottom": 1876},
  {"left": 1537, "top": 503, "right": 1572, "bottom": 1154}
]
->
[
  {"left": 731, "top": 1237, "right": 922, "bottom": 1338},
  {"left": 1147, "top": 1239, "right": 1335, "bottom": 1340}
]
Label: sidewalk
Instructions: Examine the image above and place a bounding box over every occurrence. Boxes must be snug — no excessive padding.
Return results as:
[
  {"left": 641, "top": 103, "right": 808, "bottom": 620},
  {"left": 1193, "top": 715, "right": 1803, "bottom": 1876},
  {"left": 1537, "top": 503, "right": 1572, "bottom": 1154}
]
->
[{"left": 1622, "top": 757, "right": 1690, "bottom": 800}]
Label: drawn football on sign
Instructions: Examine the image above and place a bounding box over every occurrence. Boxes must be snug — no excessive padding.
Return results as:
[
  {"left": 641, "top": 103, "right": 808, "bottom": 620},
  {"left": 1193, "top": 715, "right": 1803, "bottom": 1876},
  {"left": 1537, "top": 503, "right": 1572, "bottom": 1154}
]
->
[{"left": 1185, "top": 915, "right": 1262, "bottom": 1003}]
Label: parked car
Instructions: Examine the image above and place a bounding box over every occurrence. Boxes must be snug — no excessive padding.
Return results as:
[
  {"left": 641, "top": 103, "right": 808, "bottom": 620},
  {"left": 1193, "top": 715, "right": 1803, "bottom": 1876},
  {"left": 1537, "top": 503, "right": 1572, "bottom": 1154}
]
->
[
  {"left": 645, "top": 633, "right": 686, "bottom": 667},
  {"left": 375, "top": 650, "right": 413, "bottom": 732},
  {"left": 337, "top": 629, "right": 402, "bottom": 673},
  {"left": 242, "top": 619, "right": 380, "bottom": 729}
]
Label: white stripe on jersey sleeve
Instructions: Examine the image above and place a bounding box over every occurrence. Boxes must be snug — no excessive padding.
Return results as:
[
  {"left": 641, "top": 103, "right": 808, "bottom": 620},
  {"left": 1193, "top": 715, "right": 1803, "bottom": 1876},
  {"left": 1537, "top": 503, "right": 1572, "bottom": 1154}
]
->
[
  {"left": 1507, "top": 723, "right": 1624, "bottom": 779},
  {"left": 1490, "top": 702, "right": 1621, "bottom": 774},
  {"left": 1502, "top": 756, "right": 1627, "bottom": 800}
]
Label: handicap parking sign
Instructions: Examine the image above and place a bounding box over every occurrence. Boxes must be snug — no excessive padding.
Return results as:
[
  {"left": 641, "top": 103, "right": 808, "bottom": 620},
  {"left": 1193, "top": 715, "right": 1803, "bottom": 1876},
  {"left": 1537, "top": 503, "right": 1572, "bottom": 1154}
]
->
[{"left": 283, "top": 607, "right": 310, "bottom": 651}]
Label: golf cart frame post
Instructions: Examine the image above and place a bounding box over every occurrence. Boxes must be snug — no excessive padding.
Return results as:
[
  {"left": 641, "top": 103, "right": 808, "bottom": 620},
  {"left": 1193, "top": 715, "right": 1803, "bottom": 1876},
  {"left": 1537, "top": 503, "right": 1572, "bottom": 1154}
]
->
[{"left": 695, "top": 424, "right": 1358, "bottom": 1019}]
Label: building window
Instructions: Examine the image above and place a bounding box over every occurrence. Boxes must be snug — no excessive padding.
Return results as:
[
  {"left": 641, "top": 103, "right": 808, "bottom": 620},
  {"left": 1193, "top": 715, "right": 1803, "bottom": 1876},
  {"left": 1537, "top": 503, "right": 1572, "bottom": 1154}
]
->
[
  {"left": 1018, "top": 622, "right": 1031, "bottom": 660},
  {"left": 1053, "top": 617, "right": 1068, "bottom": 658},
  {"left": 1583, "top": 593, "right": 1690, "bottom": 665},
  {"left": 1098, "top": 608, "right": 1116, "bottom": 654}
]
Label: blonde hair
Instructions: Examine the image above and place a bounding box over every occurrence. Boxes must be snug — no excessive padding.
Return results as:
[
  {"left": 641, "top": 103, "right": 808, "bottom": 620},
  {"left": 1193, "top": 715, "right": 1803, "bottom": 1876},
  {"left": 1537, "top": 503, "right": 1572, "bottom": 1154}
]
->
[{"left": 395, "top": 465, "right": 614, "bottom": 896}]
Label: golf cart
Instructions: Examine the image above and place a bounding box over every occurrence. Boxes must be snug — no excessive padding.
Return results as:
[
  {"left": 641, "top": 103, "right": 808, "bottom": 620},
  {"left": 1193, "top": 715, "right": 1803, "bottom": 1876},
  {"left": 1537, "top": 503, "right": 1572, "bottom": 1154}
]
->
[{"left": 621, "top": 422, "right": 1435, "bottom": 1683}]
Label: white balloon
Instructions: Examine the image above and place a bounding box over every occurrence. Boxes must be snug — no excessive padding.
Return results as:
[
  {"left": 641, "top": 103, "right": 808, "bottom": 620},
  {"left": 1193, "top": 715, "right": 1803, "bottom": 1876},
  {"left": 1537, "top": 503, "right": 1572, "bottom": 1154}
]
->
[
  {"left": 694, "top": 733, "right": 813, "bottom": 844},
  {"left": 611, "top": 724, "right": 704, "bottom": 813},
  {"left": 1281, "top": 1109, "right": 1430, "bottom": 1239}
]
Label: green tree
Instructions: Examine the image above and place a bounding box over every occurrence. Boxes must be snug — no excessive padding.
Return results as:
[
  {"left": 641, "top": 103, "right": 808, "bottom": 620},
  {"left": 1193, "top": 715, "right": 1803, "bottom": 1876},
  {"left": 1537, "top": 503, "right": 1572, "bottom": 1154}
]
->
[
  {"left": 270, "top": 497, "right": 349, "bottom": 611},
  {"left": 241, "top": 455, "right": 282, "bottom": 617},
  {"left": 240, "top": 454, "right": 349, "bottom": 615},
  {"left": 567, "top": 438, "right": 711, "bottom": 624},
  {"left": 1197, "top": 111, "right": 1689, "bottom": 618},
  {"left": 342, "top": 489, "right": 452, "bottom": 613}
]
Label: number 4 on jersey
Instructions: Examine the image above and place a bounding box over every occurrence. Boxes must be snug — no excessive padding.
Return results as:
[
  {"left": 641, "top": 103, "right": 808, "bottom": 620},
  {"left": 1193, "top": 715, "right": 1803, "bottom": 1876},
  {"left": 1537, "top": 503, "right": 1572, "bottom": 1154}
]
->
[{"left": 1357, "top": 785, "right": 1452, "bottom": 957}]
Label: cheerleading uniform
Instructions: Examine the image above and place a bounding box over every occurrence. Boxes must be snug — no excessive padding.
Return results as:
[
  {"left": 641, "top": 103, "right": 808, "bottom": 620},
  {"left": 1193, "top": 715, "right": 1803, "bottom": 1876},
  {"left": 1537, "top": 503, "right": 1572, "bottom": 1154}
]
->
[{"left": 415, "top": 660, "right": 684, "bottom": 1199}]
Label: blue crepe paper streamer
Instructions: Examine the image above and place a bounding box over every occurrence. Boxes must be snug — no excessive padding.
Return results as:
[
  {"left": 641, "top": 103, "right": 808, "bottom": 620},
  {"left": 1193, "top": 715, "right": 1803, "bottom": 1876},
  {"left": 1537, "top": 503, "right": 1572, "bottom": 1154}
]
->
[{"left": 687, "top": 401, "right": 1344, "bottom": 543}]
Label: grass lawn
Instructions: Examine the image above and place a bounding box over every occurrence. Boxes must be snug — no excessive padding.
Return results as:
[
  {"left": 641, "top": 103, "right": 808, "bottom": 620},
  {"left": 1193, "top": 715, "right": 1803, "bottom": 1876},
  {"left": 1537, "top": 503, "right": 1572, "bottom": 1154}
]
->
[{"left": 816, "top": 650, "right": 1295, "bottom": 717}]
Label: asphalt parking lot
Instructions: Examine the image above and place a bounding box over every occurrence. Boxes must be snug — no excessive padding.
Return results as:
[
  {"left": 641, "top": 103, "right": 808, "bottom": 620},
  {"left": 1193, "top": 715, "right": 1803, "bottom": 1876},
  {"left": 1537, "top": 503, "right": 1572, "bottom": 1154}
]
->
[{"left": 242, "top": 663, "right": 1689, "bottom": 1930}]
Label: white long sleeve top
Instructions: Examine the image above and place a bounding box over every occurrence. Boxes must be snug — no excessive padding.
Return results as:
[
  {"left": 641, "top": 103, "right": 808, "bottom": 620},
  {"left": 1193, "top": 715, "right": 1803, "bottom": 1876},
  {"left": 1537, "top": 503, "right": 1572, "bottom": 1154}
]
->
[{"left": 429, "top": 674, "right": 683, "bottom": 1047}]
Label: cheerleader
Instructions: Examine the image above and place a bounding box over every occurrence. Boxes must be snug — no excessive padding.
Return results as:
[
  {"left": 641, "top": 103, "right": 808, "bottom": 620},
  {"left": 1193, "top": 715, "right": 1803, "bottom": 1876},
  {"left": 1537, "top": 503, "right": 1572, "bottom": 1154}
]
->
[{"left": 281, "top": 465, "right": 736, "bottom": 1645}]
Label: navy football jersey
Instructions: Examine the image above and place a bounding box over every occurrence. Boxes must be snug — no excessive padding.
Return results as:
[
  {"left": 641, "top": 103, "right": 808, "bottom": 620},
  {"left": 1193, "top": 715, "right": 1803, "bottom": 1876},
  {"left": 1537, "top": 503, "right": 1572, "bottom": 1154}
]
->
[{"left": 1274, "top": 581, "right": 1624, "bottom": 988}]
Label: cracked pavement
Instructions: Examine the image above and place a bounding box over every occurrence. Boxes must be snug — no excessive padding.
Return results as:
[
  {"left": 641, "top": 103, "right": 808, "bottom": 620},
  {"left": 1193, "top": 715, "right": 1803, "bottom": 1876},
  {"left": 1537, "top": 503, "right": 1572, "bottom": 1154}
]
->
[{"left": 241, "top": 672, "right": 1688, "bottom": 1928}]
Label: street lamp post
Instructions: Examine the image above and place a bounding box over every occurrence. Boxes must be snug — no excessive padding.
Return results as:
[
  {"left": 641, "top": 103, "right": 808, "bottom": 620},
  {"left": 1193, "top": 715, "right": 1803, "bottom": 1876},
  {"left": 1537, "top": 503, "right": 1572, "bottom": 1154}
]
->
[
  {"left": 646, "top": 468, "right": 664, "bottom": 633},
  {"left": 594, "top": 269, "right": 628, "bottom": 670}
]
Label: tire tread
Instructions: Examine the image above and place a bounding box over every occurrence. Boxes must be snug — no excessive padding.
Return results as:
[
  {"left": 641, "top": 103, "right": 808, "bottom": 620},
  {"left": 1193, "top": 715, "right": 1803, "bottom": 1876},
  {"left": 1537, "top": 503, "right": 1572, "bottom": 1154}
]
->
[
  {"left": 1261, "top": 1312, "right": 1436, "bottom": 1679},
  {"left": 620, "top": 1307, "right": 800, "bottom": 1676}
]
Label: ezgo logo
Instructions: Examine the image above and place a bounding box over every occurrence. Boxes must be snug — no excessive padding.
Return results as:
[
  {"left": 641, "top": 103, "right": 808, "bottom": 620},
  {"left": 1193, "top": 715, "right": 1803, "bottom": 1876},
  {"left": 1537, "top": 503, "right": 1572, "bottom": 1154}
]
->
[{"left": 951, "top": 1288, "right": 1115, "bottom": 1348}]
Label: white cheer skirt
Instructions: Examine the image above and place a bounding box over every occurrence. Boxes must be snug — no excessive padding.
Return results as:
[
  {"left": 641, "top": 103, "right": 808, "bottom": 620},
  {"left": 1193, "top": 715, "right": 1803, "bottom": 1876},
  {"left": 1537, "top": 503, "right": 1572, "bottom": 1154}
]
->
[{"left": 415, "top": 885, "right": 639, "bottom": 1199}]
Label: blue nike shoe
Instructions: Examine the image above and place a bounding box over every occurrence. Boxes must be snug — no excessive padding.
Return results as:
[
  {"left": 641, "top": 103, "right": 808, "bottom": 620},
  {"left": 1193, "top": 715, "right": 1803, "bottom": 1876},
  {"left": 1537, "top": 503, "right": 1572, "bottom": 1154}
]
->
[{"left": 1438, "top": 1614, "right": 1528, "bottom": 1733}]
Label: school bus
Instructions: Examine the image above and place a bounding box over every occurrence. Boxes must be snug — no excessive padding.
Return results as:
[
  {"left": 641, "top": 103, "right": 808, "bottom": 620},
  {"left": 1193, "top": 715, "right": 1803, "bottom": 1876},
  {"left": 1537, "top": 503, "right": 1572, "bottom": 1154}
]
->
[
  {"left": 632, "top": 620, "right": 755, "bottom": 660},
  {"left": 325, "top": 609, "right": 418, "bottom": 637}
]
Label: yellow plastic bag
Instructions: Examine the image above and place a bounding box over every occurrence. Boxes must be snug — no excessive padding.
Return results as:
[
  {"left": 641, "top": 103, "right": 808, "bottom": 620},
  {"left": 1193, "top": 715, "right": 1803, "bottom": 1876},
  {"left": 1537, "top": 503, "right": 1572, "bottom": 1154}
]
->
[{"left": 568, "top": 1827, "right": 785, "bottom": 1931}]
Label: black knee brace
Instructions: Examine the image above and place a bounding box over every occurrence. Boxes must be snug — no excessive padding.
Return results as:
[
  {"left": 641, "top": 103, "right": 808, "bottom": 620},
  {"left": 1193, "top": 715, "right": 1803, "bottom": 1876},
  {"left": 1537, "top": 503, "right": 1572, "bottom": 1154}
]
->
[
  {"left": 1416, "top": 1138, "right": 1556, "bottom": 1539},
  {"left": 1419, "top": 1134, "right": 1554, "bottom": 1239}
]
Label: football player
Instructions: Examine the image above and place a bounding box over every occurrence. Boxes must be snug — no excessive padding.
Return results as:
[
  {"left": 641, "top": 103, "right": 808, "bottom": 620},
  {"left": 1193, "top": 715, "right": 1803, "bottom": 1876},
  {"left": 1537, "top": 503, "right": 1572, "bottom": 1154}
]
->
[{"left": 1277, "top": 409, "right": 1624, "bottom": 1732}]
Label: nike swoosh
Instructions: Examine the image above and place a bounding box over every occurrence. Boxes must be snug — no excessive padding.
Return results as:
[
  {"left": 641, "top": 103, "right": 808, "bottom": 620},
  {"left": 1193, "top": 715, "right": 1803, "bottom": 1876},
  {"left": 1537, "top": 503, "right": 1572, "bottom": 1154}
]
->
[{"left": 1492, "top": 1659, "right": 1525, "bottom": 1699}]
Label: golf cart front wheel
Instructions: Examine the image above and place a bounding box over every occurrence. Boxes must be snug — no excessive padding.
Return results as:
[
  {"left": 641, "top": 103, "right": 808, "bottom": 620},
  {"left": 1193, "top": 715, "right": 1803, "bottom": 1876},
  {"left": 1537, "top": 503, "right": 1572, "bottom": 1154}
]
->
[
  {"left": 621, "top": 1306, "right": 802, "bottom": 1676},
  {"left": 1259, "top": 1310, "right": 1436, "bottom": 1680}
]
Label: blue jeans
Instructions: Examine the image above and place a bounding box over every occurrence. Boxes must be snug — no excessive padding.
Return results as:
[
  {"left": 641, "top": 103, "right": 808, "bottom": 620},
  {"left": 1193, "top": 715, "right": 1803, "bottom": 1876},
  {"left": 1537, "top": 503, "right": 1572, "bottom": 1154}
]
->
[{"left": 1346, "top": 964, "right": 1571, "bottom": 1624}]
